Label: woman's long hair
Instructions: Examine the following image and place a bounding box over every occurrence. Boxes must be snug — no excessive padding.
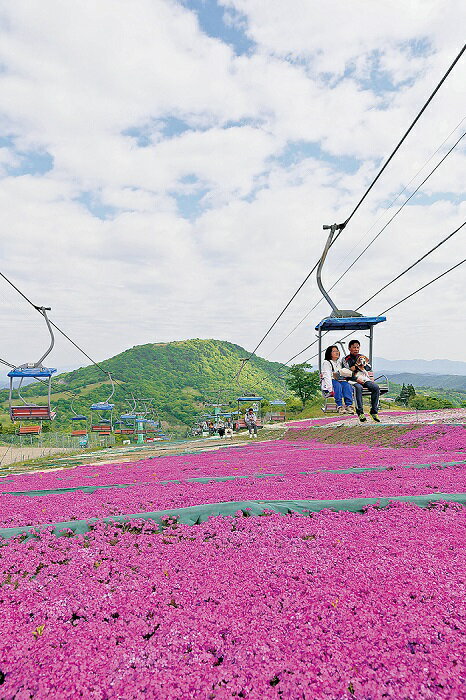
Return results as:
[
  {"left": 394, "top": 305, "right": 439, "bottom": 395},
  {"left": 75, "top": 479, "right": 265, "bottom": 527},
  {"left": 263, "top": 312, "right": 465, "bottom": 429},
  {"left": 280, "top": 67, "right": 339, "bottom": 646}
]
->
[{"left": 324, "top": 345, "right": 339, "bottom": 362}]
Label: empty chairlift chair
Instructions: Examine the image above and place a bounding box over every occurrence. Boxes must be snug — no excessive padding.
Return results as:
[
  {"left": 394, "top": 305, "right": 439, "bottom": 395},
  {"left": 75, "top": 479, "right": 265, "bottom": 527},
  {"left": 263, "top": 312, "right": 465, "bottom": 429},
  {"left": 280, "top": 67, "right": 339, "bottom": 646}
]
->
[
  {"left": 70, "top": 399, "right": 88, "bottom": 437},
  {"left": 269, "top": 399, "right": 287, "bottom": 422},
  {"left": 8, "top": 306, "right": 57, "bottom": 427},
  {"left": 90, "top": 373, "right": 115, "bottom": 434},
  {"left": 118, "top": 414, "right": 137, "bottom": 436}
]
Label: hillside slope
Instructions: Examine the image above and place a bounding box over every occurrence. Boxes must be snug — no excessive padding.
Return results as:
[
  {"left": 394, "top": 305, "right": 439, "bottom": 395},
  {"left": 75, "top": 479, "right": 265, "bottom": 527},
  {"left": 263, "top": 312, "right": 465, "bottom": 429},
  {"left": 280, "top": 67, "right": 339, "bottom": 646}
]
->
[{"left": 0, "top": 339, "right": 288, "bottom": 429}]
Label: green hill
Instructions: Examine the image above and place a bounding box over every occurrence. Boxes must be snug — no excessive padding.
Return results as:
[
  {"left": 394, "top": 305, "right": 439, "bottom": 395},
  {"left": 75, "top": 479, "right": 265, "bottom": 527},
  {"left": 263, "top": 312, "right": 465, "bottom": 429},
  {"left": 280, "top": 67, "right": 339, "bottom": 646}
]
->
[{"left": 0, "top": 339, "right": 289, "bottom": 430}]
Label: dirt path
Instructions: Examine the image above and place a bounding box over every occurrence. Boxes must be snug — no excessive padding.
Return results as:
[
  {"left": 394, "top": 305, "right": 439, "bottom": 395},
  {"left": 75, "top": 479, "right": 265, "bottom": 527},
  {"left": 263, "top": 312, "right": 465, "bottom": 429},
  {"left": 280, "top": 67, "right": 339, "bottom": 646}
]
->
[{"left": 0, "top": 446, "right": 75, "bottom": 467}]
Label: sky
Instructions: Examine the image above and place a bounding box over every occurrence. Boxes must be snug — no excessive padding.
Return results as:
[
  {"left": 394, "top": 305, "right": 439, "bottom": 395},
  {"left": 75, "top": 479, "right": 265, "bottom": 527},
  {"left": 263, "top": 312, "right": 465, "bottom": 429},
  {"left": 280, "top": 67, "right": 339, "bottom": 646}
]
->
[{"left": 0, "top": 0, "right": 465, "bottom": 375}]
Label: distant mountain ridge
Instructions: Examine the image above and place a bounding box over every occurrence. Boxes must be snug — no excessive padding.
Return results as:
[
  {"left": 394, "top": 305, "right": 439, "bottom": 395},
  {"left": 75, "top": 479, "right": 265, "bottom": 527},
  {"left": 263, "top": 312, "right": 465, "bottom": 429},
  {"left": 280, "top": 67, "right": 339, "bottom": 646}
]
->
[
  {"left": 382, "top": 373, "right": 466, "bottom": 392},
  {"left": 375, "top": 357, "right": 466, "bottom": 376}
]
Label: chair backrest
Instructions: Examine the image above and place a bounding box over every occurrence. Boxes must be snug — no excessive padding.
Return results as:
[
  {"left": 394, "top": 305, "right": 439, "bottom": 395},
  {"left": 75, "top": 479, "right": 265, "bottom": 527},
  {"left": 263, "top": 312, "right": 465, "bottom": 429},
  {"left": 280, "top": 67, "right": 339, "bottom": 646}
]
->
[
  {"left": 18, "top": 425, "right": 42, "bottom": 435},
  {"left": 72, "top": 430, "right": 87, "bottom": 436},
  {"left": 270, "top": 412, "right": 285, "bottom": 421},
  {"left": 11, "top": 405, "right": 54, "bottom": 420},
  {"left": 91, "top": 425, "right": 111, "bottom": 433}
]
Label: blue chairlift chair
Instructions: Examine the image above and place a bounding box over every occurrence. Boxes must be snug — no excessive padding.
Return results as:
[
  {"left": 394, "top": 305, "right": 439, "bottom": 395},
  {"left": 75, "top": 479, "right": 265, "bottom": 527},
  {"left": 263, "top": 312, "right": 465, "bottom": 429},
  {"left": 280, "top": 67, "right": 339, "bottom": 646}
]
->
[
  {"left": 90, "top": 373, "right": 115, "bottom": 433},
  {"left": 70, "top": 398, "right": 88, "bottom": 436},
  {"left": 8, "top": 307, "right": 57, "bottom": 423}
]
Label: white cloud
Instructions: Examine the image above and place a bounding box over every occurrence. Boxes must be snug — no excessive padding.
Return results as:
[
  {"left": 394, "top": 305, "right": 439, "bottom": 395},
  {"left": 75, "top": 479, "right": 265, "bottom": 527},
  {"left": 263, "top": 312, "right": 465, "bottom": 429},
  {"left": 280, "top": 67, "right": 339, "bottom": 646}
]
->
[{"left": 0, "top": 0, "right": 465, "bottom": 380}]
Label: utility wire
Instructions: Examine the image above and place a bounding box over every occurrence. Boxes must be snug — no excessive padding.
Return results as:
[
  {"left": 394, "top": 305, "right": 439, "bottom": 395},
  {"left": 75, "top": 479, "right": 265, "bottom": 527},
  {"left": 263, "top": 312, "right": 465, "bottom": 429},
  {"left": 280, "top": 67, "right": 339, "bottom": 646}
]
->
[
  {"left": 236, "top": 45, "right": 465, "bottom": 379},
  {"left": 285, "top": 222, "right": 465, "bottom": 364},
  {"left": 268, "top": 129, "right": 466, "bottom": 356}
]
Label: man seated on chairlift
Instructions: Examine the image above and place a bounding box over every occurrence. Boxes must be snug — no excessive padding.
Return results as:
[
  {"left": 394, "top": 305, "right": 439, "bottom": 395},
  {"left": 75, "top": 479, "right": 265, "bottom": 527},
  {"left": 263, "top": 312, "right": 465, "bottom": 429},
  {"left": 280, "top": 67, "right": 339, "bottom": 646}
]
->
[{"left": 342, "top": 339, "right": 380, "bottom": 423}]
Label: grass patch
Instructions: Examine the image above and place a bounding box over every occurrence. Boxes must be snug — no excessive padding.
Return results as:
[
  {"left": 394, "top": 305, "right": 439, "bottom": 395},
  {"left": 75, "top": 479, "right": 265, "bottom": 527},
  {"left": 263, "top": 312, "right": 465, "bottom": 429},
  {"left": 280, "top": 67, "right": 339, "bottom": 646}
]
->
[{"left": 284, "top": 425, "right": 419, "bottom": 448}]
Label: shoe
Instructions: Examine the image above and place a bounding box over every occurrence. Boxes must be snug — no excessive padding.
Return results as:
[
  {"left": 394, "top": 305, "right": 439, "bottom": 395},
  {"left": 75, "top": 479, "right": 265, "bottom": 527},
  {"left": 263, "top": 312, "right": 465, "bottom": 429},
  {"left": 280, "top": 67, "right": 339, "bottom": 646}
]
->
[
  {"left": 370, "top": 413, "right": 381, "bottom": 423},
  {"left": 345, "top": 406, "right": 354, "bottom": 414},
  {"left": 337, "top": 406, "right": 345, "bottom": 414},
  {"left": 249, "top": 434, "right": 252, "bottom": 438},
  {"left": 358, "top": 413, "right": 367, "bottom": 422},
  {"left": 254, "top": 434, "right": 258, "bottom": 438}
]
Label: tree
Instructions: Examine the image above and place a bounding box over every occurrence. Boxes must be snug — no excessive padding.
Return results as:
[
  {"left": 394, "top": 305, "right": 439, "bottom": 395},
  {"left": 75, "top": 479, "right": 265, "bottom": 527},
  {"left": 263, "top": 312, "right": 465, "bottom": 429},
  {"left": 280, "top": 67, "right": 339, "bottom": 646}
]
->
[
  {"left": 396, "top": 384, "right": 410, "bottom": 405},
  {"left": 409, "top": 395, "right": 454, "bottom": 410},
  {"left": 285, "top": 364, "right": 320, "bottom": 405},
  {"left": 407, "top": 384, "right": 416, "bottom": 400}
]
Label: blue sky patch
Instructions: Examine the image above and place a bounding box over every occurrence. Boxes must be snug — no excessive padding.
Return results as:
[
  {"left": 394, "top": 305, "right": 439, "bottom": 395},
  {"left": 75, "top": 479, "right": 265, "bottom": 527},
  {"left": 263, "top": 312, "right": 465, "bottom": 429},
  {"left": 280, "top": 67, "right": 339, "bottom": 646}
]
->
[
  {"left": 275, "top": 141, "right": 361, "bottom": 174},
  {"left": 5, "top": 148, "right": 54, "bottom": 176},
  {"left": 182, "top": 0, "right": 254, "bottom": 55},
  {"left": 173, "top": 187, "right": 210, "bottom": 219},
  {"left": 78, "top": 192, "right": 118, "bottom": 220}
]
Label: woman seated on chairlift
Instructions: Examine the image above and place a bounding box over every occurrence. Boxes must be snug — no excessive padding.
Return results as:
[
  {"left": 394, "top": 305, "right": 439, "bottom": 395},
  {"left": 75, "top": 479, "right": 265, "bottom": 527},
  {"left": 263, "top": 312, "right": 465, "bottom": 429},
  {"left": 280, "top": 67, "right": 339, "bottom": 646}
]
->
[{"left": 321, "top": 345, "right": 354, "bottom": 414}]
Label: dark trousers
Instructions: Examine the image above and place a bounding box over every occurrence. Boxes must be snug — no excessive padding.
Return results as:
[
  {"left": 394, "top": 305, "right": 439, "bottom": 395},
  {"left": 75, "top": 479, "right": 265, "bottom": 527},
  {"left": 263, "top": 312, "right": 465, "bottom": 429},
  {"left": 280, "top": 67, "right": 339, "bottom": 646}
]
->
[{"left": 352, "top": 381, "right": 380, "bottom": 415}]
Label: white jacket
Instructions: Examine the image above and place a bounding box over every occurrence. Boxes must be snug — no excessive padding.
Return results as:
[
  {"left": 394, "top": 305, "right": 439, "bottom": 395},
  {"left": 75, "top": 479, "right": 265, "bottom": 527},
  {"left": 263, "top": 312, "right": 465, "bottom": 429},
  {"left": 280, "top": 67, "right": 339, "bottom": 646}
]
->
[{"left": 321, "top": 359, "right": 342, "bottom": 393}]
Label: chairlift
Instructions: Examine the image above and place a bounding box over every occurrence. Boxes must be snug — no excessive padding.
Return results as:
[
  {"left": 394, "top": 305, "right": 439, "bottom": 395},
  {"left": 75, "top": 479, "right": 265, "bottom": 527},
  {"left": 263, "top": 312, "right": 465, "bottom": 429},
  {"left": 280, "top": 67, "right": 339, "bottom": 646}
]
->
[
  {"left": 315, "top": 223, "right": 389, "bottom": 412},
  {"left": 90, "top": 373, "right": 115, "bottom": 432},
  {"left": 269, "top": 399, "right": 287, "bottom": 422},
  {"left": 70, "top": 397, "right": 88, "bottom": 436},
  {"left": 235, "top": 395, "right": 264, "bottom": 430},
  {"left": 8, "top": 306, "right": 57, "bottom": 423}
]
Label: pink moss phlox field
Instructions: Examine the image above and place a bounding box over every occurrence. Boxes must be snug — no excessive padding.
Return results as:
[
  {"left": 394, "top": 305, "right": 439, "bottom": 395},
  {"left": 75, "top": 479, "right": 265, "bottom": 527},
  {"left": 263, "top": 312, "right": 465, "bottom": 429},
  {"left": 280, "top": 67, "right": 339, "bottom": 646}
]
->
[
  {"left": 0, "top": 504, "right": 465, "bottom": 698},
  {"left": 0, "top": 426, "right": 463, "bottom": 527},
  {"left": 0, "top": 426, "right": 465, "bottom": 527},
  {"left": 393, "top": 425, "right": 466, "bottom": 451},
  {"left": 2, "top": 463, "right": 466, "bottom": 528}
]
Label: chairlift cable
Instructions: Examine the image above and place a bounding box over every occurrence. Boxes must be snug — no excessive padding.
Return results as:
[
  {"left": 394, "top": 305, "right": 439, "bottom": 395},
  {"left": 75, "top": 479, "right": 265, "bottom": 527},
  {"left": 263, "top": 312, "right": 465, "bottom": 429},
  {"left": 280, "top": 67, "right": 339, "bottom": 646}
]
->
[
  {"left": 0, "top": 269, "right": 109, "bottom": 376},
  {"left": 378, "top": 258, "right": 465, "bottom": 315},
  {"left": 0, "top": 357, "right": 15, "bottom": 369},
  {"left": 356, "top": 221, "right": 466, "bottom": 310},
  {"left": 268, "top": 129, "right": 466, "bottom": 356},
  {"left": 303, "top": 258, "right": 465, "bottom": 363},
  {"left": 285, "top": 227, "right": 466, "bottom": 366},
  {"left": 235, "top": 47, "right": 465, "bottom": 379},
  {"left": 335, "top": 43, "right": 466, "bottom": 235}
]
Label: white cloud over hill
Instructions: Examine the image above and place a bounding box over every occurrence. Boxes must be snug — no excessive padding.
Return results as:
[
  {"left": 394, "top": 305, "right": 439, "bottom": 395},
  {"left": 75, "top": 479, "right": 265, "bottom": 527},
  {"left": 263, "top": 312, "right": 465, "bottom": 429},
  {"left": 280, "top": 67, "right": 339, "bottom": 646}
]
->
[{"left": 0, "top": 0, "right": 464, "bottom": 375}]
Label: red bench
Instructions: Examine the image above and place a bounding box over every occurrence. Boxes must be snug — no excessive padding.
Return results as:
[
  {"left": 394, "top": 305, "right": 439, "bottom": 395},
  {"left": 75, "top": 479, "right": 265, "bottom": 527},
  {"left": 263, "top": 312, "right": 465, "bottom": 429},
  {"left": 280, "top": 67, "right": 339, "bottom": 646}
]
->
[
  {"left": 72, "top": 430, "right": 88, "bottom": 436},
  {"left": 270, "top": 412, "right": 286, "bottom": 422},
  {"left": 10, "top": 406, "right": 56, "bottom": 421},
  {"left": 91, "top": 425, "right": 112, "bottom": 434},
  {"left": 17, "top": 425, "right": 42, "bottom": 435}
]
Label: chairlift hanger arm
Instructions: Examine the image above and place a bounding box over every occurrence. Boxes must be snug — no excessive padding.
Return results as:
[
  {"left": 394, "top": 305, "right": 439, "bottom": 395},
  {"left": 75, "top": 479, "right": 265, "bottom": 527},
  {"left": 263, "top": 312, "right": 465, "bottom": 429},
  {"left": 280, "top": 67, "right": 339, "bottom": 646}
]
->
[{"left": 317, "top": 224, "right": 362, "bottom": 318}]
